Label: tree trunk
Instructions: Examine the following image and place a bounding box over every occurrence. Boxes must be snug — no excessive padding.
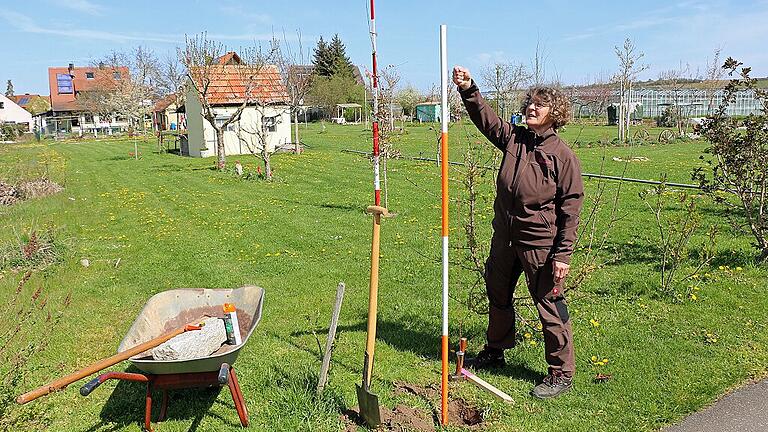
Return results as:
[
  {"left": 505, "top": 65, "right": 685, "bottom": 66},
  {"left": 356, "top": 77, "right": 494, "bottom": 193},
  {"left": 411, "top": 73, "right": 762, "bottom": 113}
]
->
[
  {"left": 294, "top": 110, "right": 300, "bottom": 154},
  {"left": 625, "top": 83, "right": 632, "bottom": 144},
  {"left": 263, "top": 147, "right": 272, "bottom": 180},
  {"left": 216, "top": 128, "right": 226, "bottom": 170}
]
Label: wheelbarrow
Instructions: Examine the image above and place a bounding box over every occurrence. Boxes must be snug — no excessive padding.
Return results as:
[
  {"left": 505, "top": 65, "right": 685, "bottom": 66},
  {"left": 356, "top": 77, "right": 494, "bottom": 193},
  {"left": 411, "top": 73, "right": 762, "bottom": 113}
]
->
[{"left": 80, "top": 286, "right": 264, "bottom": 431}]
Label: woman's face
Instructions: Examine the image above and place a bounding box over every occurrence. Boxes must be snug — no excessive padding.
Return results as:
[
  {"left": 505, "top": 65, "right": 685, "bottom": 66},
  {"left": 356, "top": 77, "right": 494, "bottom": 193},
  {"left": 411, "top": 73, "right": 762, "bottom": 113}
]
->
[{"left": 525, "top": 98, "right": 554, "bottom": 130}]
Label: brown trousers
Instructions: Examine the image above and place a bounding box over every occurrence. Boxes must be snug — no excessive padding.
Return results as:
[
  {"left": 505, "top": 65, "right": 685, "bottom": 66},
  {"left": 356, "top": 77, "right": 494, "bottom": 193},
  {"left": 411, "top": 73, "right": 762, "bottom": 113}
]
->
[{"left": 484, "top": 236, "right": 575, "bottom": 377}]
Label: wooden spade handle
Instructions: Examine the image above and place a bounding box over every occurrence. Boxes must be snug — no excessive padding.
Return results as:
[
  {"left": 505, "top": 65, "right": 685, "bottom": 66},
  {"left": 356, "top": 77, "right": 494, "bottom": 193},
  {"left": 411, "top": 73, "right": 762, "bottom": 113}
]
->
[
  {"left": 362, "top": 206, "right": 386, "bottom": 386},
  {"left": 16, "top": 323, "right": 202, "bottom": 404}
]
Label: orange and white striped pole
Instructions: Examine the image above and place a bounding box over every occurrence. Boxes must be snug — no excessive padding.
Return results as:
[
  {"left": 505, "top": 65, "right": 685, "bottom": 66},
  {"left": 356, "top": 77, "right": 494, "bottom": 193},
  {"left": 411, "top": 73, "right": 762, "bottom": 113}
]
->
[
  {"left": 369, "top": 0, "right": 381, "bottom": 206},
  {"left": 439, "top": 23, "right": 449, "bottom": 427}
]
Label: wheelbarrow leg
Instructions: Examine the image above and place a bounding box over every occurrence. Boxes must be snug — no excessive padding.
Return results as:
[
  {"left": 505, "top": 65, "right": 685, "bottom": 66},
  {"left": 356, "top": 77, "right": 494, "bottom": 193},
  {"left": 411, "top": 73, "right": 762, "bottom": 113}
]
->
[
  {"left": 222, "top": 364, "right": 249, "bottom": 427},
  {"left": 144, "top": 380, "right": 155, "bottom": 432},
  {"left": 158, "top": 390, "right": 169, "bottom": 422}
]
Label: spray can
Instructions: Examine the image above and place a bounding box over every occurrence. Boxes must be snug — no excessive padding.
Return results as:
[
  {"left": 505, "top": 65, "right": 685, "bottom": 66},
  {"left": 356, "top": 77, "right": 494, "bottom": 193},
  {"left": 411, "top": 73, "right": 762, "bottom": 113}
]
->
[{"left": 223, "top": 303, "right": 242, "bottom": 345}]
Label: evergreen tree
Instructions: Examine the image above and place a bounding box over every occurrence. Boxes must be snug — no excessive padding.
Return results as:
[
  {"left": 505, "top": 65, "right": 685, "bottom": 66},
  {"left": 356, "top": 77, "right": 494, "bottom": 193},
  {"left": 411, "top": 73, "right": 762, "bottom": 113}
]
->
[
  {"left": 5, "top": 80, "right": 13, "bottom": 97},
  {"left": 312, "top": 37, "right": 334, "bottom": 77},
  {"left": 328, "top": 34, "right": 354, "bottom": 76}
]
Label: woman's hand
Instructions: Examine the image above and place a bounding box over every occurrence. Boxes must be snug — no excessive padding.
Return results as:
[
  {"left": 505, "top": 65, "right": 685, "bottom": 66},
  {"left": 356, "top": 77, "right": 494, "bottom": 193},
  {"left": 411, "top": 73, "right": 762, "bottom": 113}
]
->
[
  {"left": 553, "top": 260, "right": 570, "bottom": 284},
  {"left": 452, "top": 66, "right": 472, "bottom": 91}
]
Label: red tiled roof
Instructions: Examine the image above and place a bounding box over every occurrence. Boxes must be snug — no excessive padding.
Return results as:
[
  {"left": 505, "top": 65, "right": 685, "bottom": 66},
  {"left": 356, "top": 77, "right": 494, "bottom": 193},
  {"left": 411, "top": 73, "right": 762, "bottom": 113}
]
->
[
  {"left": 215, "top": 52, "right": 242, "bottom": 65},
  {"left": 189, "top": 64, "right": 289, "bottom": 105},
  {"left": 153, "top": 94, "right": 178, "bottom": 112},
  {"left": 11, "top": 94, "right": 37, "bottom": 106},
  {"left": 48, "top": 66, "right": 130, "bottom": 112}
]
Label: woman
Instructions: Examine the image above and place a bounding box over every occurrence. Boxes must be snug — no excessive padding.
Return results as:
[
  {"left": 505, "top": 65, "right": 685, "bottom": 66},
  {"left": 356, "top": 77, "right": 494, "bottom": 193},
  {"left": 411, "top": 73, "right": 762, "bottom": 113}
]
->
[{"left": 453, "top": 66, "right": 584, "bottom": 399}]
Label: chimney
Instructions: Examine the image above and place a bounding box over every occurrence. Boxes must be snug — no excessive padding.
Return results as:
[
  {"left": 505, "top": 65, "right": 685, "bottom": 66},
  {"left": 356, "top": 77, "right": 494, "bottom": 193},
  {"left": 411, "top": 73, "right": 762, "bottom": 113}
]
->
[{"left": 68, "top": 63, "right": 74, "bottom": 75}]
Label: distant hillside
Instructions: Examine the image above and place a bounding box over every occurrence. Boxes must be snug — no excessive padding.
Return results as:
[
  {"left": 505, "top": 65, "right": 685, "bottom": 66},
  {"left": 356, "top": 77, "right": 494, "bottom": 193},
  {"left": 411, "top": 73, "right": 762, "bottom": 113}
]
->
[{"left": 568, "top": 77, "right": 768, "bottom": 90}]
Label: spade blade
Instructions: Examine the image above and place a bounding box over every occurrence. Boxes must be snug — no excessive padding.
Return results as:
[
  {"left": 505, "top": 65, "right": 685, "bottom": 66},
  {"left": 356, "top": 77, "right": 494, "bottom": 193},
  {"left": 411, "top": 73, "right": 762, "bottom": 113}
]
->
[{"left": 355, "top": 383, "right": 381, "bottom": 427}]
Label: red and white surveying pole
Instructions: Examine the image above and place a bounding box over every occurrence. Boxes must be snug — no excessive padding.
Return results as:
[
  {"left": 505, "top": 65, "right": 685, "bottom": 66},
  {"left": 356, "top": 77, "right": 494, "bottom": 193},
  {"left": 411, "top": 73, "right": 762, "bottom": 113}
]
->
[
  {"left": 369, "top": 0, "right": 381, "bottom": 205},
  {"left": 439, "top": 24, "right": 449, "bottom": 426}
]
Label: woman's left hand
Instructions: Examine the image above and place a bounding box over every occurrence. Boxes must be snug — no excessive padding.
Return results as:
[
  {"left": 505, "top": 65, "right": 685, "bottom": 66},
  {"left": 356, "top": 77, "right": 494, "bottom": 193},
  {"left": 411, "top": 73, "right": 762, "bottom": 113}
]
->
[{"left": 553, "top": 260, "right": 570, "bottom": 284}]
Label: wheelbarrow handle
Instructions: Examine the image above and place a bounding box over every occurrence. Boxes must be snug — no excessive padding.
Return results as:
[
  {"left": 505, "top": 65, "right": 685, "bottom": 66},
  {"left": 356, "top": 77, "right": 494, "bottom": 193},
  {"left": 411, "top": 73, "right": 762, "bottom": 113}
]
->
[
  {"left": 218, "top": 363, "right": 231, "bottom": 385},
  {"left": 79, "top": 377, "right": 102, "bottom": 397},
  {"left": 17, "top": 321, "right": 202, "bottom": 404},
  {"left": 80, "top": 372, "right": 150, "bottom": 396}
]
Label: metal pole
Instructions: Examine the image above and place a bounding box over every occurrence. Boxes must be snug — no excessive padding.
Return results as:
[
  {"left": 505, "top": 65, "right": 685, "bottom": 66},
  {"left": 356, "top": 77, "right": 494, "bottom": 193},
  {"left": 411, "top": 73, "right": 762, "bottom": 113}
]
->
[
  {"left": 370, "top": 0, "right": 381, "bottom": 206},
  {"left": 439, "top": 23, "right": 449, "bottom": 427}
]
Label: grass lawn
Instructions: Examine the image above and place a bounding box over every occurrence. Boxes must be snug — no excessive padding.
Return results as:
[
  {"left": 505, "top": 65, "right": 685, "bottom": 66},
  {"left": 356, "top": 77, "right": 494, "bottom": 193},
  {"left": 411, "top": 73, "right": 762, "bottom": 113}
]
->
[{"left": 0, "top": 122, "right": 766, "bottom": 431}]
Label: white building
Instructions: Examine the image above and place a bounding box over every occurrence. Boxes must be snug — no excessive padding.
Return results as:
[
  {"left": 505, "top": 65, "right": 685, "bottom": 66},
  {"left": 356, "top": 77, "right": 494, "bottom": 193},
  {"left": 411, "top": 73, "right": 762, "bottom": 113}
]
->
[
  {"left": 182, "top": 52, "right": 291, "bottom": 158},
  {"left": 0, "top": 94, "right": 33, "bottom": 130}
]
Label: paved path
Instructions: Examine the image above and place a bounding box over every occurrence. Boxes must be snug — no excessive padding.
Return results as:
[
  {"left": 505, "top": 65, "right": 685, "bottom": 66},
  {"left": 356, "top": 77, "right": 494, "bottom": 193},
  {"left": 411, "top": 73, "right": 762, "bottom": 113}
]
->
[{"left": 663, "top": 379, "right": 768, "bottom": 432}]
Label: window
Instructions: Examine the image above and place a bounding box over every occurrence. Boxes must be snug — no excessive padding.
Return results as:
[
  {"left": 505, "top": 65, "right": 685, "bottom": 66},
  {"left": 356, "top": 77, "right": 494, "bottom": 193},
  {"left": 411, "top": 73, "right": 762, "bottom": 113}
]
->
[
  {"left": 263, "top": 115, "right": 278, "bottom": 133},
  {"left": 215, "top": 116, "right": 237, "bottom": 132},
  {"left": 57, "top": 73, "right": 73, "bottom": 94},
  {"left": 86, "top": 72, "right": 95, "bottom": 79},
  {"left": 0, "top": 102, "right": 4, "bottom": 109},
  {"left": 113, "top": 71, "right": 121, "bottom": 80}
]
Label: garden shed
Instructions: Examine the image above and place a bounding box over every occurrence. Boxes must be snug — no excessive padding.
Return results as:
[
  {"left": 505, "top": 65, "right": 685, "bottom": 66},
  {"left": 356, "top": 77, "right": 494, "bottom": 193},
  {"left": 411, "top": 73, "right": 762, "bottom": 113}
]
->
[{"left": 415, "top": 102, "right": 441, "bottom": 123}]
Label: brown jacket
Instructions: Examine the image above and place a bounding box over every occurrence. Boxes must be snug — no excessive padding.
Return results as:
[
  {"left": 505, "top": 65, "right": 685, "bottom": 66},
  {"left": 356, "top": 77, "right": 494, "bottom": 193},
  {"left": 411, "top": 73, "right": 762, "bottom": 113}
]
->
[{"left": 460, "top": 82, "right": 584, "bottom": 264}]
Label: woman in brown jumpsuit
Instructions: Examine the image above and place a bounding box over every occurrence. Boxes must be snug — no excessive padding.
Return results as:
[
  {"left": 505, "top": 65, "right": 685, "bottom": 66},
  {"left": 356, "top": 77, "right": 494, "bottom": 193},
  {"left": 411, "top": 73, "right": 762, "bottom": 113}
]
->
[{"left": 453, "top": 66, "right": 584, "bottom": 399}]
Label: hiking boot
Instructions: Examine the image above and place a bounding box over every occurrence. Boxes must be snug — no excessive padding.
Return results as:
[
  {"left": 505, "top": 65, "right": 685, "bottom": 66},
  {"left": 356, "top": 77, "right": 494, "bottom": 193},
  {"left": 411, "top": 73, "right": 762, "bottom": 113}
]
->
[
  {"left": 465, "top": 345, "right": 505, "bottom": 370},
  {"left": 531, "top": 373, "right": 572, "bottom": 399}
]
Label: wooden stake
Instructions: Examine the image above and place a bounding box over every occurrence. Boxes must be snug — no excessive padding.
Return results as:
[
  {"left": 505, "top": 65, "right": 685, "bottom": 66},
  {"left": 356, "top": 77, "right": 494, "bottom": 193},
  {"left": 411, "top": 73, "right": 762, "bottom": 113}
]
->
[
  {"left": 461, "top": 368, "right": 514, "bottom": 404},
  {"left": 317, "top": 282, "right": 345, "bottom": 394}
]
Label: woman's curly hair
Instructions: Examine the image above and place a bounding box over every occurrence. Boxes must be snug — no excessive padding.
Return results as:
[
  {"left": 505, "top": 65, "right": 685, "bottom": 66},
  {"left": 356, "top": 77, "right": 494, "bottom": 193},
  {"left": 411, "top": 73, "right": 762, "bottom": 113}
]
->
[{"left": 520, "top": 87, "right": 571, "bottom": 131}]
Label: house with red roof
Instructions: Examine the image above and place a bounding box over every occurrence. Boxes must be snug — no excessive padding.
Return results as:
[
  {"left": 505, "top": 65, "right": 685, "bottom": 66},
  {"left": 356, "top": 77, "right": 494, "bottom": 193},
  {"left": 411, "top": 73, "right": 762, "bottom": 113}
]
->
[
  {"left": 46, "top": 63, "right": 131, "bottom": 136},
  {"left": 182, "top": 52, "right": 291, "bottom": 157},
  {"left": 0, "top": 94, "right": 33, "bottom": 131},
  {"left": 10, "top": 94, "right": 51, "bottom": 116}
]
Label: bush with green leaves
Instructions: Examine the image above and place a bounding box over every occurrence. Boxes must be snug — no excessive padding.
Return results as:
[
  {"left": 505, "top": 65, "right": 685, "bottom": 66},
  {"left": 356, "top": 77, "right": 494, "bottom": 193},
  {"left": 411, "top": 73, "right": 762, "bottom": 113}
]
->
[{"left": 693, "top": 58, "right": 768, "bottom": 262}]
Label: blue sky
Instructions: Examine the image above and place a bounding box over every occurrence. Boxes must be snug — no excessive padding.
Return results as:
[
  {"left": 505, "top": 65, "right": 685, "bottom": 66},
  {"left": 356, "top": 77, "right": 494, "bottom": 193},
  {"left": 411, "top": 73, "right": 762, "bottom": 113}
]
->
[{"left": 2, "top": 0, "right": 767, "bottom": 96}]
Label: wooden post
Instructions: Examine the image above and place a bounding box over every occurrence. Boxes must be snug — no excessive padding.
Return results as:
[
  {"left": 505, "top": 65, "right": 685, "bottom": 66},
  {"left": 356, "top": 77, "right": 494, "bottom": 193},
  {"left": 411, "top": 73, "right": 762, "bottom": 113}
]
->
[{"left": 317, "top": 282, "right": 345, "bottom": 394}]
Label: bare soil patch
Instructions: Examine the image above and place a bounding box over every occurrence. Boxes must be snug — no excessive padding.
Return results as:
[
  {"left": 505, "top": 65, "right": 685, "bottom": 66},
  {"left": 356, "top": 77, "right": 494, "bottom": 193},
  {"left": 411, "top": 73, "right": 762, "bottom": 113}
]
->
[{"left": 340, "top": 381, "right": 485, "bottom": 430}]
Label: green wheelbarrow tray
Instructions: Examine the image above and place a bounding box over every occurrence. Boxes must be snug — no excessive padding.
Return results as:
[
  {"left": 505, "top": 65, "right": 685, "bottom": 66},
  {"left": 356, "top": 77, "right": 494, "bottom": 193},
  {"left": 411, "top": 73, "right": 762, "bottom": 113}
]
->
[{"left": 118, "top": 286, "right": 264, "bottom": 375}]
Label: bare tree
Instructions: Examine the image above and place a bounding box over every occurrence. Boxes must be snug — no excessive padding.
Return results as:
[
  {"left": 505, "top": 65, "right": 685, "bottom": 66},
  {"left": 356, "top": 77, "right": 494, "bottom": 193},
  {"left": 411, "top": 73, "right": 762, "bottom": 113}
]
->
[
  {"left": 180, "top": 33, "right": 274, "bottom": 169},
  {"left": 657, "top": 62, "right": 693, "bottom": 137},
  {"left": 273, "top": 31, "right": 313, "bottom": 153},
  {"left": 85, "top": 48, "right": 159, "bottom": 138},
  {"left": 479, "top": 62, "right": 530, "bottom": 119},
  {"left": 570, "top": 74, "right": 613, "bottom": 122},
  {"left": 235, "top": 103, "right": 281, "bottom": 179},
  {"left": 613, "top": 38, "right": 648, "bottom": 142},
  {"left": 701, "top": 47, "right": 725, "bottom": 115},
  {"left": 530, "top": 37, "right": 548, "bottom": 87}
]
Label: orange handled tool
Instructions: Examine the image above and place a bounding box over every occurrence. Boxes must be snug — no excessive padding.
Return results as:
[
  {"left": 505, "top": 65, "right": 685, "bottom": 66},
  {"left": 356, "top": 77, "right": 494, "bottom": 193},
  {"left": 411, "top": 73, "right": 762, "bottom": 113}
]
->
[{"left": 17, "top": 323, "right": 202, "bottom": 404}]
